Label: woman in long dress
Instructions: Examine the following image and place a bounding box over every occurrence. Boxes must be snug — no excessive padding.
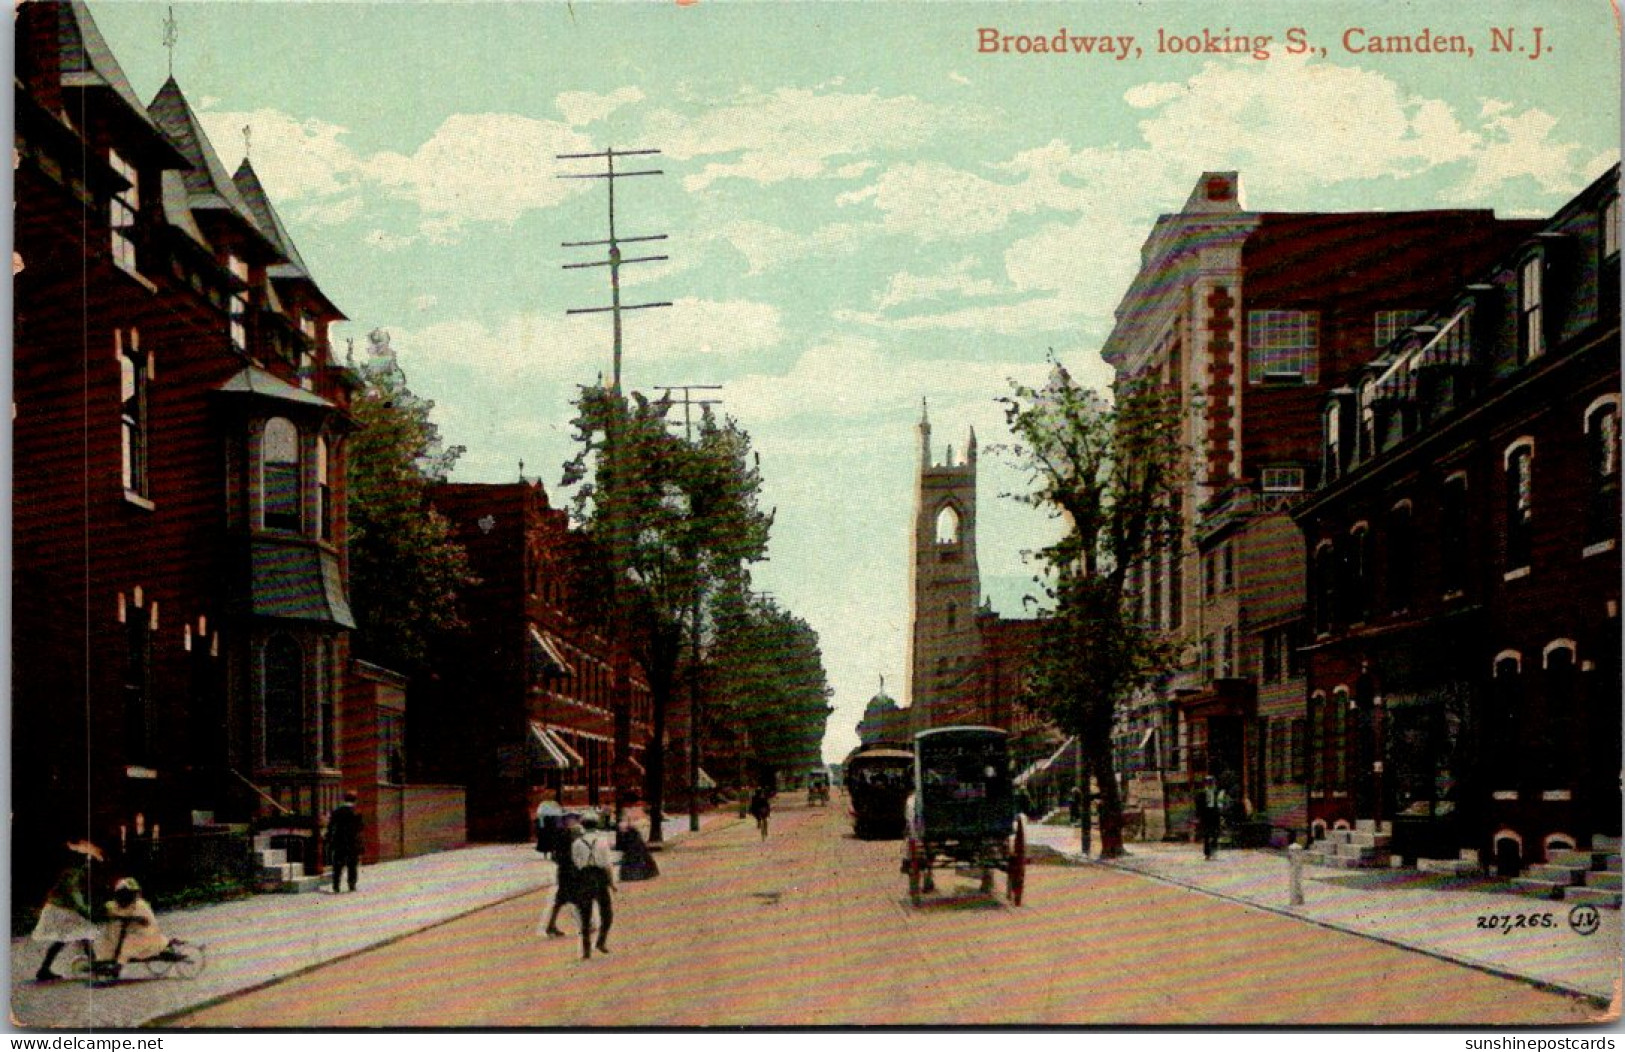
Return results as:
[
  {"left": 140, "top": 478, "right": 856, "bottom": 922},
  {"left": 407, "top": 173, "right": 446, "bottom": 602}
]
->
[
  {"left": 31, "top": 845, "right": 101, "bottom": 981},
  {"left": 614, "top": 816, "right": 659, "bottom": 881}
]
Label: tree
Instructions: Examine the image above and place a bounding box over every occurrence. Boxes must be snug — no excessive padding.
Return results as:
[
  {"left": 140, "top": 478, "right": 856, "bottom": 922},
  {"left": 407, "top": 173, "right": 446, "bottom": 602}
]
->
[
  {"left": 346, "top": 350, "right": 477, "bottom": 673},
  {"left": 562, "top": 386, "right": 772, "bottom": 838},
  {"left": 1000, "top": 357, "right": 1186, "bottom": 858},
  {"left": 707, "top": 590, "right": 834, "bottom": 786}
]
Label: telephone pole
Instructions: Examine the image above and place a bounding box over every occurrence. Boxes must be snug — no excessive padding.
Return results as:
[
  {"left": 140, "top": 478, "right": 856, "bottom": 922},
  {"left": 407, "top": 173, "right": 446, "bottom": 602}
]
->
[
  {"left": 655, "top": 384, "right": 723, "bottom": 833},
  {"left": 559, "top": 147, "right": 669, "bottom": 831}
]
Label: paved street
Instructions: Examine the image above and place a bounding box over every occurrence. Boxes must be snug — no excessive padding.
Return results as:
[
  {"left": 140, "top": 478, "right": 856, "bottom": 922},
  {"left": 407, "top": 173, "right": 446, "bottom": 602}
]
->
[{"left": 166, "top": 798, "right": 1602, "bottom": 1028}]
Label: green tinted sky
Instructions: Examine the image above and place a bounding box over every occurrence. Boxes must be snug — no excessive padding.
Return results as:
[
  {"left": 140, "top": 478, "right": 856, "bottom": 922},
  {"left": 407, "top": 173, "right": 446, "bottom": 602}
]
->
[{"left": 90, "top": 0, "right": 1621, "bottom": 761}]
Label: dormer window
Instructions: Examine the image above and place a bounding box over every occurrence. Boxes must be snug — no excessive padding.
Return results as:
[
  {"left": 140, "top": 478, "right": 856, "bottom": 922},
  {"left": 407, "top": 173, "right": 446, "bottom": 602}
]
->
[
  {"left": 1247, "top": 310, "right": 1319, "bottom": 385},
  {"left": 1518, "top": 256, "right": 1544, "bottom": 364},
  {"left": 109, "top": 148, "right": 139, "bottom": 276}
]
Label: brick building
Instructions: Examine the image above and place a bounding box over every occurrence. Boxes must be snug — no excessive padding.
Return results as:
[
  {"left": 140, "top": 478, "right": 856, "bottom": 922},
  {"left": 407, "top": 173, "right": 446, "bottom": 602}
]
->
[
  {"left": 1099, "top": 172, "right": 1540, "bottom": 837},
  {"left": 1293, "top": 167, "right": 1620, "bottom": 875},
  {"left": 421, "top": 482, "right": 653, "bottom": 841},
  {"left": 14, "top": 1, "right": 359, "bottom": 896}
]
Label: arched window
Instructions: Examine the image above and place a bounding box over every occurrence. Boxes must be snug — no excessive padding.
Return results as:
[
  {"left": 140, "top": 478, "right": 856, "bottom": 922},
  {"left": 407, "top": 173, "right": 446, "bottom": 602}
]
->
[
  {"left": 263, "top": 635, "right": 305, "bottom": 767},
  {"left": 1504, "top": 440, "right": 1534, "bottom": 571},
  {"left": 1439, "top": 473, "right": 1469, "bottom": 595},
  {"left": 1386, "top": 502, "right": 1414, "bottom": 614},
  {"left": 935, "top": 504, "right": 961, "bottom": 545},
  {"left": 1586, "top": 399, "right": 1620, "bottom": 548},
  {"left": 1312, "top": 541, "right": 1338, "bottom": 636},
  {"left": 262, "top": 418, "right": 302, "bottom": 533},
  {"left": 1491, "top": 654, "right": 1523, "bottom": 788},
  {"left": 1345, "top": 524, "right": 1372, "bottom": 625}
]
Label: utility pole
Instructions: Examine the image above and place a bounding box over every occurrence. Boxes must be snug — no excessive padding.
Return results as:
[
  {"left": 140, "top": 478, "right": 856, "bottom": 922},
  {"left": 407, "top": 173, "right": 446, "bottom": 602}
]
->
[
  {"left": 655, "top": 384, "right": 723, "bottom": 833},
  {"left": 558, "top": 147, "right": 670, "bottom": 834}
]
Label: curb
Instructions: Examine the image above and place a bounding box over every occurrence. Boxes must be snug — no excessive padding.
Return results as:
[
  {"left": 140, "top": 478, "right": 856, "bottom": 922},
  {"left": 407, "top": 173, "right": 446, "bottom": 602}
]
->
[{"left": 1093, "top": 853, "right": 1613, "bottom": 1009}]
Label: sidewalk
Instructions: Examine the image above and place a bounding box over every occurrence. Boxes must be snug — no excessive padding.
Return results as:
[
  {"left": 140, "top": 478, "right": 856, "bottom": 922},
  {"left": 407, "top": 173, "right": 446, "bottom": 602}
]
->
[
  {"left": 10, "top": 810, "right": 738, "bottom": 1030},
  {"left": 1022, "top": 822, "right": 1622, "bottom": 1003}
]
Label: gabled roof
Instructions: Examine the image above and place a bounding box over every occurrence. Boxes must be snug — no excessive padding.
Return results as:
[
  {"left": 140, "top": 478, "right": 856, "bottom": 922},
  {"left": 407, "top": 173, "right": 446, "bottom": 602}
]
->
[
  {"left": 158, "top": 170, "right": 212, "bottom": 251},
  {"left": 147, "top": 77, "right": 282, "bottom": 259},
  {"left": 54, "top": 1, "right": 186, "bottom": 166},
  {"left": 233, "top": 159, "right": 312, "bottom": 279}
]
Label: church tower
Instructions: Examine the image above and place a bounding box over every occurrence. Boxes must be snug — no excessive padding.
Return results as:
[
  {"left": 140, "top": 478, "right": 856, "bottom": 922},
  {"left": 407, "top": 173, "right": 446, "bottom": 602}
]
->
[{"left": 905, "top": 403, "right": 983, "bottom": 733}]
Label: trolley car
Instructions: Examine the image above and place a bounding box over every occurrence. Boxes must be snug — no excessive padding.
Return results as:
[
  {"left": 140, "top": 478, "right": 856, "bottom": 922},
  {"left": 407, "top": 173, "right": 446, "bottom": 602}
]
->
[
  {"left": 905, "top": 726, "right": 1026, "bottom": 906},
  {"left": 844, "top": 742, "right": 914, "bottom": 838}
]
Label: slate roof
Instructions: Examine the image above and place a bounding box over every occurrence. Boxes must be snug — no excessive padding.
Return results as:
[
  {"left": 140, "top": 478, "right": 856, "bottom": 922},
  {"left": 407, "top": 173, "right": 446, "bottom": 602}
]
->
[{"left": 147, "top": 76, "right": 281, "bottom": 257}]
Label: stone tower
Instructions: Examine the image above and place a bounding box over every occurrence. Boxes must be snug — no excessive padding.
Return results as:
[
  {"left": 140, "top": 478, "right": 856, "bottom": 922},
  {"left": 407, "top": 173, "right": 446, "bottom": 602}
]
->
[{"left": 905, "top": 403, "right": 983, "bottom": 733}]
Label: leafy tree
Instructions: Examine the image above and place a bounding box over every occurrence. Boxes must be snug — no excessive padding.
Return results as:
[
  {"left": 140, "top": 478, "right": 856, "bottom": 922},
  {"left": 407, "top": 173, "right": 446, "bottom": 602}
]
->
[
  {"left": 1001, "top": 358, "right": 1186, "bottom": 858},
  {"left": 346, "top": 351, "right": 477, "bottom": 673},
  {"left": 562, "top": 387, "right": 772, "bottom": 838},
  {"left": 707, "top": 590, "right": 834, "bottom": 785}
]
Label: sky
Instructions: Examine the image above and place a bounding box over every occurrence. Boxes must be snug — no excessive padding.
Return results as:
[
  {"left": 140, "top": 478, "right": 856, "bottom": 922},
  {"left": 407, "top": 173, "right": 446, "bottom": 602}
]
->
[{"left": 87, "top": 0, "right": 1620, "bottom": 763}]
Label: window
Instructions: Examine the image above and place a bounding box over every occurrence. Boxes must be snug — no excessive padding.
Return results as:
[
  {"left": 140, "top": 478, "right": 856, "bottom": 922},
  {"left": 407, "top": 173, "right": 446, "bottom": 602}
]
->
[
  {"left": 1289, "top": 718, "right": 1306, "bottom": 783},
  {"left": 1324, "top": 400, "right": 1344, "bottom": 482},
  {"left": 228, "top": 255, "right": 250, "bottom": 353},
  {"left": 1247, "top": 310, "right": 1319, "bottom": 384},
  {"left": 1269, "top": 719, "right": 1286, "bottom": 785},
  {"left": 1491, "top": 655, "right": 1523, "bottom": 787},
  {"left": 1307, "top": 694, "right": 1324, "bottom": 793},
  {"left": 1374, "top": 310, "right": 1426, "bottom": 350},
  {"left": 1605, "top": 196, "right": 1620, "bottom": 261},
  {"left": 318, "top": 639, "right": 337, "bottom": 768},
  {"left": 1505, "top": 441, "right": 1534, "bottom": 571},
  {"left": 1202, "top": 551, "right": 1216, "bottom": 600},
  {"left": 945, "top": 602, "right": 957, "bottom": 632},
  {"left": 1387, "top": 503, "right": 1414, "bottom": 613},
  {"left": 1332, "top": 691, "right": 1350, "bottom": 791},
  {"left": 1285, "top": 622, "right": 1305, "bottom": 679},
  {"left": 123, "top": 596, "right": 152, "bottom": 767},
  {"left": 1149, "top": 555, "right": 1164, "bottom": 630},
  {"left": 1519, "top": 256, "right": 1544, "bottom": 363},
  {"left": 1200, "top": 637, "right": 1214, "bottom": 682},
  {"left": 1220, "top": 626, "right": 1235, "bottom": 678},
  {"left": 1346, "top": 524, "right": 1372, "bottom": 624},
  {"left": 1168, "top": 542, "right": 1183, "bottom": 630},
  {"left": 118, "top": 329, "right": 149, "bottom": 498},
  {"left": 1262, "top": 627, "right": 1282, "bottom": 683},
  {"left": 262, "top": 418, "right": 302, "bottom": 532},
  {"left": 316, "top": 436, "right": 333, "bottom": 542},
  {"left": 934, "top": 504, "right": 960, "bottom": 545},
  {"left": 1220, "top": 542, "right": 1234, "bottom": 592},
  {"left": 1313, "top": 541, "right": 1338, "bottom": 635},
  {"left": 380, "top": 710, "right": 405, "bottom": 785},
  {"left": 263, "top": 635, "right": 305, "bottom": 767},
  {"left": 109, "top": 148, "right": 139, "bottom": 275},
  {"left": 1261, "top": 466, "right": 1305, "bottom": 493},
  {"left": 1440, "top": 475, "right": 1469, "bottom": 594},
  {"left": 1586, "top": 401, "right": 1620, "bottom": 548}
]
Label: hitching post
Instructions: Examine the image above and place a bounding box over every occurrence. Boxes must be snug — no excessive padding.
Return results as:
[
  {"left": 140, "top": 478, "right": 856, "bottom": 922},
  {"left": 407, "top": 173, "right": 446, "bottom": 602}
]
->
[{"left": 1288, "top": 842, "right": 1305, "bottom": 906}]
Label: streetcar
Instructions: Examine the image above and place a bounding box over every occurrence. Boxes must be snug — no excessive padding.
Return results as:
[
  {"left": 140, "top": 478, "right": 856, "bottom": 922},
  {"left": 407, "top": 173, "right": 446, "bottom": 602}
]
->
[
  {"left": 904, "top": 725, "right": 1026, "bottom": 906},
  {"left": 843, "top": 742, "right": 914, "bottom": 838}
]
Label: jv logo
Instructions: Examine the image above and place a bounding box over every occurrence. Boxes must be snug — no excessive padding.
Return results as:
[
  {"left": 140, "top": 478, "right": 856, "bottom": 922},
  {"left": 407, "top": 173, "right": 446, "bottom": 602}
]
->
[{"left": 1567, "top": 904, "right": 1601, "bottom": 936}]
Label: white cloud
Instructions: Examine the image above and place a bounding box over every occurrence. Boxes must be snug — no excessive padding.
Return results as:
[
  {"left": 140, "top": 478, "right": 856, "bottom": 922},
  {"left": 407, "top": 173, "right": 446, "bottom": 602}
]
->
[
  {"left": 707, "top": 218, "right": 873, "bottom": 276},
  {"left": 555, "top": 86, "right": 645, "bottom": 127},
  {"left": 647, "top": 87, "right": 983, "bottom": 191},
  {"left": 197, "top": 108, "right": 363, "bottom": 205},
  {"left": 1447, "top": 102, "right": 1617, "bottom": 202},
  {"left": 363, "top": 229, "right": 417, "bottom": 252},
  {"left": 875, "top": 257, "right": 1002, "bottom": 309}
]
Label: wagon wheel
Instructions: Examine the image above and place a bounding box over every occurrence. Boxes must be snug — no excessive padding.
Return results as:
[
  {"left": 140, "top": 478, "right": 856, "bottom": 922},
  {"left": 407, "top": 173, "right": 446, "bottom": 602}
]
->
[
  {"left": 142, "top": 951, "right": 175, "bottom": 979},
  {"left": 907, "top": 838, "right": 923, "bottom": 906},
  {"left": 1007, "top": 819, "right": 1027, "bottom": 906},
  {"left": 172, "top": 941, "right": 206, "bottom": 980}
]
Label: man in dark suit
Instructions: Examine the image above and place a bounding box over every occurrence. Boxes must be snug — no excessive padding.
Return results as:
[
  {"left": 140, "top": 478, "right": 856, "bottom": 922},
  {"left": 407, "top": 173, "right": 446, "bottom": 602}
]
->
[{"left": 325, "top": 791, "right": 365, "bottom": 892}]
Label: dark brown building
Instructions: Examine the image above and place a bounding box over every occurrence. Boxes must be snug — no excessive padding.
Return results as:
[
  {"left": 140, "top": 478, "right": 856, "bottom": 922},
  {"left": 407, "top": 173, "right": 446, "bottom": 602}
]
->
[
  {"left": 421, "top": 482, "right": 653, "bottom": 841},
  {"left": 1294, "top": 166, "right": 1621, "bottom": 880},
  {"left": 14, "top": 2, "right": 357, "bottom": 897}
]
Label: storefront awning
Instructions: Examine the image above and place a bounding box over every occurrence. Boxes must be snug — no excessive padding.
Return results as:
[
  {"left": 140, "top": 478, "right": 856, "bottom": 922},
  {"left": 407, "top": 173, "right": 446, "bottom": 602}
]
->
[
  {"left": 527, "top": 625, "right": 574, "bottom": 679},
  {"left": 528, "top": 722, "right": 582, "bottom": 769}
]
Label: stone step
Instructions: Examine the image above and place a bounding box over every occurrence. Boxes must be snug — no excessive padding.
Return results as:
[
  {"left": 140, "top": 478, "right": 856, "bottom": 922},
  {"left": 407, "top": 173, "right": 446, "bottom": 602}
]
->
[
  {"left": 264, "top": 874, "right": 325, "bottom": 895},
  {"left": 1525, "top": 863, "right": 1588, "bottom": 885},
  {"left": 1319, "top": 855, "right": 1362, "bottom": 869},
  {"left": 1418, "top": 858, "right": 1482, "bottom": 877},
  {"left": 1564, "top": 887, "right": 1622, "bottom": 909},
  {"left": 1347, "top": 831, "right": 1391, "bottom": 849},
  {"left": 259, "top": 862, "right": 299, "bottom": 883},
  {"left": 1593, "top": 834, "right": 1621, "bottom": 853},
  {"left": 1586, "top": 871, "right": 1622, "bottom": 892},
  {"left": 1355, "top": 819, "right": 1378, "bottom": 833},
  {"left": 258, "top": 848, "right": 288, "bottom": 868},
  {"left": 1510, "top": 877, "right": 1566, "bottom": 900},
  {"left": 1547, "top": 849, "right": 1606, "bottom": 870}
]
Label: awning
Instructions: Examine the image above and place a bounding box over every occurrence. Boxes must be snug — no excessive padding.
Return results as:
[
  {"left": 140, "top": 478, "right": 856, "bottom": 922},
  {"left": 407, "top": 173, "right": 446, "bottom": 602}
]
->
[
  {"left": 528, "top": 722, "right": 581, "bottom": 770},
  {"left": 697, "top": 767, "right": 718, "bottom": 790},
  {"left": 249, "top": 540, "right": 355, "bottom": 628},
  {"left": 216, "top": 365, "right": 335, "bottom": 409},
  {"left": 527, "top": 625, "right": 574, "bottom": 679}
]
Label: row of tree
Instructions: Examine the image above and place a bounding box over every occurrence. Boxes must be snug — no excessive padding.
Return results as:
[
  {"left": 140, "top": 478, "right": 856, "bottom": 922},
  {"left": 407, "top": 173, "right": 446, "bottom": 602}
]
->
[{"left": 343, "top": 352, "right": 832, "bottom": 835}]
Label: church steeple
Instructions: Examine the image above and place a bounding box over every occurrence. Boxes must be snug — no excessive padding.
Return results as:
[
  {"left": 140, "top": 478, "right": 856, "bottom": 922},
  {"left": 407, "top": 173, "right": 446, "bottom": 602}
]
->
[{"left": 919, "top": 398, "right": 932, "bottom": 469}]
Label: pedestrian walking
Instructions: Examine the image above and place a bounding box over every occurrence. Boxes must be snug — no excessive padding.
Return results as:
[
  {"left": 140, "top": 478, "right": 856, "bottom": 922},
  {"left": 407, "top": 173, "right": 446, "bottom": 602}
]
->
[
  {"left": 31, "top": 841, "right": 102, "bottom": 982},
  {"left": 572, "top": 814, "right": 617, "bottom": 959},
  {"left": 325, "top": 791, "right": 364, "bottom": 893},
  {"left": 748, "top": 787, "right": 772, "bottom": 840},
  {"left": 615, "top": 815, "right": 659, "bottom": 881},
  {"left": 541, "top": 812, "right": 583, "bottom": 938},
  {"left": 1197, "top": 776, "right": 1227, "bottom": 860}
]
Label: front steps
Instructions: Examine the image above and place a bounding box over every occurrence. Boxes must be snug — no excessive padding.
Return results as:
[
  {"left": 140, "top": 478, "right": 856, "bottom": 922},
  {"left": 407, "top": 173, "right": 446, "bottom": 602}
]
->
[
  {"left": 1510, "top": 835, "right": 1621, "bottom": 907},
  {"left": 253, "top": 833, "right": 323, "bottom": 894},
  {"left": 1307, "top": 821, "right": 1392, "bottom": 869}
]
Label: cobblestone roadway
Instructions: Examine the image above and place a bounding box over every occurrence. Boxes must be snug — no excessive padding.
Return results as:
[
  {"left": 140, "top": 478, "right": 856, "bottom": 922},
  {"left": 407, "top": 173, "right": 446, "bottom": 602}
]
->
[{"left": 172, "top": 799, "right": 1602, "bottom": 1027}]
